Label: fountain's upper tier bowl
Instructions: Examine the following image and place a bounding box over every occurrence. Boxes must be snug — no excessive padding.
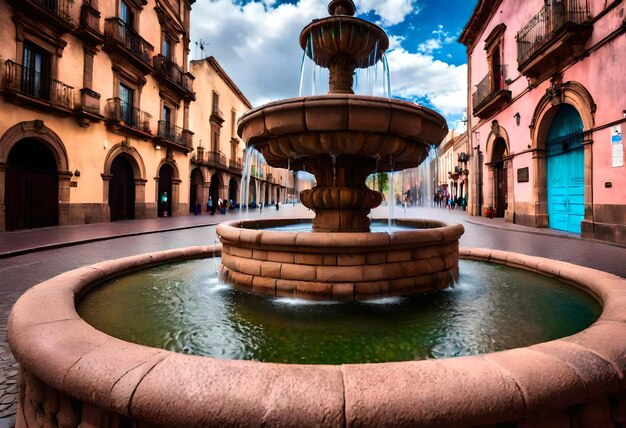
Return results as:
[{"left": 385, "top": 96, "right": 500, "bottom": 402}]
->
[
  {"left": 299, "top": 16, "right": 389, "bottom": 68},
  {"left": 237, "top": 95, "right": 448, "bottom": 171}
]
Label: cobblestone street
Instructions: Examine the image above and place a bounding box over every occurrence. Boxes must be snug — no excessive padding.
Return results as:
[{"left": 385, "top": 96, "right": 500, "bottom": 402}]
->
[{"left": 0, "top": 205, "right": 625, "bottom": 426}]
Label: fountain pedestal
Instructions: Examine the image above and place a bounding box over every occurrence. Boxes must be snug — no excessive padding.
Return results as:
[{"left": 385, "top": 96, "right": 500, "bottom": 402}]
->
[{"left": 300, "top": 155, "right": 381, "bottom": 232}]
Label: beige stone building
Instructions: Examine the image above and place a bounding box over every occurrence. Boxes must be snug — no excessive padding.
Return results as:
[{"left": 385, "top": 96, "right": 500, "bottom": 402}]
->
[
  {"left": 437, "top": 131, "right": 470, "bottom": 205},
  {"left": 0, "top": 0, "right": 196, "bottom": 231},
  {"left": 189, "top": 57, "right": 289, "bottom": 211},
  {"left": 0, "top": 0, "right": 291, "bottom": 232}
]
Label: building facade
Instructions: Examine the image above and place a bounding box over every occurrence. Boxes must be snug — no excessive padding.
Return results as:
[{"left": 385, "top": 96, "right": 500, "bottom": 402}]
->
[
  {"left": 189, "top": 57, "right": 289, "bottom": 211},
  {"left": 0, "top": 0, "right": 196, "bottom": 231},
  {"left": 460, "top": 0, "right": 626, "bottom": 245},
  {"left": 437, "top": 130, "right": 471, "bottom": 207}
]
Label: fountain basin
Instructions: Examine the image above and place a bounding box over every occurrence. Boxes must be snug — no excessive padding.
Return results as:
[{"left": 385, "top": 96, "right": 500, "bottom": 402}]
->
[
  {"left": 217, "top": 218, "right": 464, "bottom": 301},
  {"left": 8, "top": 247, "right": 626, "bottom": 426},
  {"left": 238, "top": 95, "right": 447, "bottom": 171}
]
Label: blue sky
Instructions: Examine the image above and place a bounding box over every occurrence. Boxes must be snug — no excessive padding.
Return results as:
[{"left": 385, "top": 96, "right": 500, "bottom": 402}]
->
[{"left": 191, "top": 0, "right": 478, "bottom": 130}]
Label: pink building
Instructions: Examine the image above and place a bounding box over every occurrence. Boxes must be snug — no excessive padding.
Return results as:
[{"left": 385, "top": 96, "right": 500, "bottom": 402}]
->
[{"left": 460, "top": 0, "right": 626, "bottom": 245}]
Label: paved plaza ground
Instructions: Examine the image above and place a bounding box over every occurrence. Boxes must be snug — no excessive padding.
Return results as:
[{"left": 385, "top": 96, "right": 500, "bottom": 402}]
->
[{"left": 0, "top": 204, "right": 625, "bottom": 426}]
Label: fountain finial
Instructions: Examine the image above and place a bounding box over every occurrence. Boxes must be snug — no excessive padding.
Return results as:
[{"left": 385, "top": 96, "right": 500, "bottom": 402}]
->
[{"left": 328, "top": 0, "right": 356, "bottom": 16}]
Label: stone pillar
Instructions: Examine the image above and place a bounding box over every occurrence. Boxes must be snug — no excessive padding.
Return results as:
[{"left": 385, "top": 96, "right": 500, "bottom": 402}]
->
[
  {"left": 134, "top": 178, "right": 148, "bottom": 219},
  {"left": 485, "top": 165, "right": 495, "bottom": 216},
  {"left": 58, "top": 171, "right": 73, "bottom": 226},
  {"left": 581, "top": 140, "right": 594, "bottom": 239},
  {"left": 172, "top": 178, "right": 183, "bottom": 216},
  {"left": 532, "top": 149, "right": 548, "bottom": 228},
  {"left": 504, "top": 158, "right": 515, "bottom": 223},
  {"left": 101, "top": 173, "right": 112, "bottom": 222}
]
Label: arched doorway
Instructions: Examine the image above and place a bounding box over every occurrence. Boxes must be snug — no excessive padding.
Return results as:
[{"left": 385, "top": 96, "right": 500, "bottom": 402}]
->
[
  {"left": 228, "top": 177, "right": 238, "bottom": 206},
  {"left": 209, "top": 173, "right": 222, "bottom": 205},
  {"left": 158, "top": 164, "right": 173, "bottom": 217},
  {"left": 492, "top": 137, "right": 508, "bottom": 217},
  {"left": 264, "top": 184, "right": 270, "bottom": 206},
  {"left": 189, "top": 168, "right": 203, "bottom": 213},
  {"left": 109, "top": 156, "right": 135, "bottom": 221},
  {"left": 547, "top": 104, "right": 584, "bottom": 233},
  {"left": 248, "top": 178, "right": 257, "bottom": 207},
  {"left": 5, "top": 139, "right": 58, "bottom": 230}
]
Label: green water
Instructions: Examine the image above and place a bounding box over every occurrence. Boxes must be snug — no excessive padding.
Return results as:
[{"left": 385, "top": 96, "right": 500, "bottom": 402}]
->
[{"left": 78, "top": 259, "right": 600, "bottom": 364}]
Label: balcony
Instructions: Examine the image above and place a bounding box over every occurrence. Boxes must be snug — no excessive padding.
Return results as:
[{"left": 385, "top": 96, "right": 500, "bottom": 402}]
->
[
  {"left": 516, "top": 0, "right": 592, "bottom": 78},
  {"left": 75, "top": 88, "right": 104, "bottom": 126},
  {"left": 152, "top": 55, "right": 196, "bottom": 100},
  {"left": 229, "top": 158, "right": 243, "bottom": 173},
  {"left": 207, "top": 151, "right": 228, "bottom": 169},
  {"left": 472, "top": 65, "right": 512, "bottom": 119},
  {"left": 210, "top": 109, "right": 225, "bottom": 126},
  {"left": 74, "top": 3, "right": 105, "bottom": 45},
  {"left": 104, "top": 18, "right": 154, "bottom": 74},
  {"left": 9, "top": 0, "right": 75, "bottom": 33},
  {"left": 154, "top": 121, "right": 194, "bottom": 152},
  {"left": 106, "top": 97, "right": 152, "bottom": 137},
  {"left": 3, "top": 60, "right": 74, "bottom": 114}
]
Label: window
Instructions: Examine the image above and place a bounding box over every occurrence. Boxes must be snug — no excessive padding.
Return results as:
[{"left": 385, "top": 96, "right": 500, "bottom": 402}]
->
[
  {"left": 119, "top": 83, "right": 135, "bottom": 125},
  {"left": 120, "top": 0, "right": 135, "bottom": 29},
  {"left": 162, "top": 37, "right": 172, "bottom": 60},
  {"left": 22, "top": 42, "right": 51, "bottom": 100},
  {"left": 231, "top": 110, "right": 237, "bottom": 137},
  {"left": 212, "top": 91, "right": 219, "bottom": 114}
]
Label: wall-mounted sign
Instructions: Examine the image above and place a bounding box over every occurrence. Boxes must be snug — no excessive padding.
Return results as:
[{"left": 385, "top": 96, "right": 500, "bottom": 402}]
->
[
  {"left": 517, "top": 167, "right": 529, "bottom": 183},
  {"left": 70, "top": 181, "right": 78, "bottom": 188},
  {"left": 611, "top": 125, "right": 623, "bottom": 168}
]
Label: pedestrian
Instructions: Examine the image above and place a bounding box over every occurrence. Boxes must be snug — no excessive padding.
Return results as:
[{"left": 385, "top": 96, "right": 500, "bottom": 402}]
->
[
  {"left": 276, "top": 202, "right": 279, "bottom": 211},
  {"left": 194, "top": 200, "right": 200, "bottom": 216},
  {"left": 208, "top": 196, "right": 214, "bottom": 215},
  {"left": 259, "top": 203, "right": 263, "bottom": 214},
  {"left": 221, "top": 199, "right": 227, "bottom": 215}
]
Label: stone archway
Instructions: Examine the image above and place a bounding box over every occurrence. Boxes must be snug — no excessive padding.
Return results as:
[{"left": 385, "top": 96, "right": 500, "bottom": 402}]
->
[
  {"left": 103, "top": 144, "right": 147, "bottom": 220},
  {"left": 530, "top": 79, "right": 595, "bottom": 232},
  {"left": 0, "top": 121, "right": 71, "bottom": 232},
  {"left": 228, "top": 176, "right": 239, "bottom": 206},
  {"left": 484, "top": 123, "right": 513, "bottom": 220},
  {"left": 156, "top": 156, "right": 181, "bottom": 218},
  {"left": 190, "top": 168, "right": 204, "bottom": 213}
]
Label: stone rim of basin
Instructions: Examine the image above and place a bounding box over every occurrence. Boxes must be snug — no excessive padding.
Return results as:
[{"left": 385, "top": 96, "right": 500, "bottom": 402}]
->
[{"left": 8, "top": 245, "right": 626, "bottom": 426}]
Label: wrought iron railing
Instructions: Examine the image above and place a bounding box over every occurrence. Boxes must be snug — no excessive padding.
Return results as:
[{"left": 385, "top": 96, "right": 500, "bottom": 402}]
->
[
  {"left": 207, "top": 151, "right": 228, "bottom": 168},
  {"left": 157, "top": 121, "right": 193, "bottom": 149},
  {"left": 4, "top": 60, "right": 74, "bottom": 109},
  {"left": 104, "top": 18, "right": 153, "bottom": 65},
  {"left": 472, "top": 65, "right": 508, "bottom": 108},
  {"left": 229, "top": 158, "right": 243, "bottom": 171},
  {"left": 153, "top": 55, "right": 182, "bottom": 84},
  {"left": 32, "top": 0, "right": 71, "bottom": 21},
  {"left": 106, "top": 97, "right": 151, "bottom": 132},
  {"left": 516, "top": 0, "right": 590, "bottom": 64}
]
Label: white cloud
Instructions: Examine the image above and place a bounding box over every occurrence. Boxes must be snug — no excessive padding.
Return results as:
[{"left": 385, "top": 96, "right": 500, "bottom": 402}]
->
[
  {"left": 417, "top": 24, "right": 457, "bottom": 55},
  {"left": 190, "top": 0, "right": 466, "bottom": 125},
  {"left": 386, "top": 46, "right": 467, "bottom": 118},
  {"left": 357, "top": 0, "right": 421, "bottom": 26}
]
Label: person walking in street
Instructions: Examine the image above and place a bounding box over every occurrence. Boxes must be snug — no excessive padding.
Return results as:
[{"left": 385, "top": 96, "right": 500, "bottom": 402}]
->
[{"left": 208, "top": 196, "right": 214, "bottom": 215}]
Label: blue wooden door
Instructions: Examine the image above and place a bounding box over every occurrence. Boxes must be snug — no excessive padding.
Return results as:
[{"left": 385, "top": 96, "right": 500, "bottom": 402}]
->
[{"left": 547, "top": 105, "right": 584, "bottom": 233}]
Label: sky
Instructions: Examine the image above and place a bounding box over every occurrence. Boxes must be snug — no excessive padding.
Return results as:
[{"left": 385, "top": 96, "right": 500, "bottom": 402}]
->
[{"left": 190, "top": 0, "right": 478, "bottom": 132}]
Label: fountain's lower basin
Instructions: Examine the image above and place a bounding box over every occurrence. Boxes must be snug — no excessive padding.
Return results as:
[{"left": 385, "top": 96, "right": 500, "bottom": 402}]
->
[
  {"left": 217, "top": 218, "right": 464, "bottom": 301},
  {"left": 8, "top": 246, "right": 626, "bottom": 427}
]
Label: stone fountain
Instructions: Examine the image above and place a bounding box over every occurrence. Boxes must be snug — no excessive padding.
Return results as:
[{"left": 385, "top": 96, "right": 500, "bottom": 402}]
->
[
  {"left": 7, "top": 2, "right": 626, "bottom": 426},
  {"left": 217, "top": 0, "right": 462, "bottom": 300}
]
